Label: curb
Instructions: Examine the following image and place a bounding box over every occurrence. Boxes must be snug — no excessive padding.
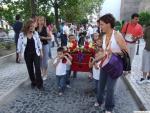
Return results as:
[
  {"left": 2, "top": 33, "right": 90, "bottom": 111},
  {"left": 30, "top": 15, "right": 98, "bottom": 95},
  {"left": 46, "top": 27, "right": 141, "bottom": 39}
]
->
[
  {"left": 0, "top": 52, "right": 16, "bottom": 64},
  {"left": 122, "top": 76, "right": 148, "bottom": 111}
]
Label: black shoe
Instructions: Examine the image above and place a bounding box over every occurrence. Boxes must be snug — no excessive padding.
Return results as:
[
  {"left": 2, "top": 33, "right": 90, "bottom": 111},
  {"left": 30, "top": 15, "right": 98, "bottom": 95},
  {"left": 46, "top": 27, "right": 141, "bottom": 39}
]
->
[
  {"left": 31, "top": 83, "right": 36, "bottom": 89},
  {"left": 147, "top": 76, "right": 150, "bottom": 80},
  {"left": 147, "top": 76, "right": 150, "bottom": 83},
  {"left": 16, "top": 59, "right": 20, "bottom": 63},
  {"left": 37, "top": 86, "right": 45, "bottom": 91}
]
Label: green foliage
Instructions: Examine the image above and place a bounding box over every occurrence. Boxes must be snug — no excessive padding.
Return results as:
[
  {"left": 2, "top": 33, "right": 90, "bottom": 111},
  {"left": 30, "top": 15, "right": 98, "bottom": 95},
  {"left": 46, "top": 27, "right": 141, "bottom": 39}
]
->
[
  {"left": 5, "top": 42, "right": 11, "bottom": 50},
  {"left": 60, "top": 0, "right": 103, "bottom": 23},
  {"left": 79, "top": 18, "right": 89, "bottom": 25},
  {"left": 1, "top": 0, "right": 32, "bottom": 24},
  {"left": 1, "top": 0, "right": 103, "bottom": 27},
  {"left": 139, "top": 11, "right": 150, "bottom": 27},
  {"left": 46, "top": 13, "right": 55, "bottom": 24},
  {"left": 114, "top": 21, "right": 121, "bottom": 31}
]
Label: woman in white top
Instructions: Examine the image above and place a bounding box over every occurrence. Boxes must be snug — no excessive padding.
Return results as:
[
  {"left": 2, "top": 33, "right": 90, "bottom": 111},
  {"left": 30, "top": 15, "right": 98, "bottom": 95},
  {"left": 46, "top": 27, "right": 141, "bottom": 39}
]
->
[
  {"left": 17, "top": 19, "right": 43, "bottom": 90},
  {"left": 93, "top": 14, "right": 128, "bottom": 113}
]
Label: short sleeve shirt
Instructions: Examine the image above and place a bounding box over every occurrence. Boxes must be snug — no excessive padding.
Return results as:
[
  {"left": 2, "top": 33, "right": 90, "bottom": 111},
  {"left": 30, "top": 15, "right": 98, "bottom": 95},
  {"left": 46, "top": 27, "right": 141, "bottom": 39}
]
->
[{"left": 121, "top": 22, "right": 143, "bottom": 37}]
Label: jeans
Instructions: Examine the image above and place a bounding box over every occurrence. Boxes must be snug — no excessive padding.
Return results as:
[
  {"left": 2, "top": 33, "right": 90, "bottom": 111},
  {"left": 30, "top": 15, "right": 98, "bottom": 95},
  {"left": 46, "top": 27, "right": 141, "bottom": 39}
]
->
[
  {"left": 41, "top": 44, "right": 49, "bottom": 69},
  {"left": 93, "top": 79, "right": 99, "bottom": 94},
  {"left": 48, "top": 41, "right": 52, "bottom": 59},
  {"left": 72, "top": 71, "right": 77, "bottom": 78},
  {"left": 97, "top": 69, "right": 118, "bottom": 112},
  {"left": 66, "top": 70, "right": 71, "bottom": 85},
  {"left": 53, "top": 33, "right": 59, "bottom": 46},
  {"left": 56, "top": 75, "right": 66, "bottom": 92}
]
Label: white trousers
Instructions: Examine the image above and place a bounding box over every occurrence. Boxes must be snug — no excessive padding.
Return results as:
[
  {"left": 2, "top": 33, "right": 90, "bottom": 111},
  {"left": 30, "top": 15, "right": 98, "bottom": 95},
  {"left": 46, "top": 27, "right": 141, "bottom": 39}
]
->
[{"left": 127, "top": 43, "right": 136, "bottom": 64}]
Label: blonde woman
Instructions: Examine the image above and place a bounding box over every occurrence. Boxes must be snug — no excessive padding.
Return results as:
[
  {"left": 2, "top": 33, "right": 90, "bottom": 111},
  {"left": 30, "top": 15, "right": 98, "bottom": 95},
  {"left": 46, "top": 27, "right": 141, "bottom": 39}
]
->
[
  {"left": 36, "top": 16, "right": 51, "bottom": 80},
  {"left": 17, "top": 20, "right": 43, "bottom": 90}
]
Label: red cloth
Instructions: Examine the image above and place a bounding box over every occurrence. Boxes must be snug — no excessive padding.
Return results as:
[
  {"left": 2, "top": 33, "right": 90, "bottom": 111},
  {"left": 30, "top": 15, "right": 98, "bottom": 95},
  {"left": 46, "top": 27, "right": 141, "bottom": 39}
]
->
[{"left": 71, "top": 53, "right": 92, "bottom": 72}]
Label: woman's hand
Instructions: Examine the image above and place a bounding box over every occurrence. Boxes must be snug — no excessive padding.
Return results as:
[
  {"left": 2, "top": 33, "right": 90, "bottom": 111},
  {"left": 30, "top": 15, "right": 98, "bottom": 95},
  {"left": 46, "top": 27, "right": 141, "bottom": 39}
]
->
[
  {"left": 18, "top": 53, "right": 22, "bottom": 62},
  {"left": 94, "top": 64, "right": 99, "bottom": 70},
  {"left": 105, "top": 48, "right": 112, "bottom": 57},
  {"left": 40, "top": 51, "right": 43, "bottom": 58}
]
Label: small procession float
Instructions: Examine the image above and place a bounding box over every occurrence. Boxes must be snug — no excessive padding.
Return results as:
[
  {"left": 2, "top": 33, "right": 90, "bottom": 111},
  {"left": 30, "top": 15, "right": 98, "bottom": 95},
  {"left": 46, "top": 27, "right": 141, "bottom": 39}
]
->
[{"left": 67, "top": 40, "right": 95, "bottom": 72}]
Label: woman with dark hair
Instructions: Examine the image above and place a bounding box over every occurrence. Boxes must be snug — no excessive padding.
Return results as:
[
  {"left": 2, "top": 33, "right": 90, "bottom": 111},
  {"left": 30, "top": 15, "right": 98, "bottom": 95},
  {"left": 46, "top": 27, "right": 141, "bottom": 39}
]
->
[
  {"left": 17, "top": 20, "right": 43, "bottom": 90},
  {"left": 93, "top": 14, "right": 128, "bottom": 113}
]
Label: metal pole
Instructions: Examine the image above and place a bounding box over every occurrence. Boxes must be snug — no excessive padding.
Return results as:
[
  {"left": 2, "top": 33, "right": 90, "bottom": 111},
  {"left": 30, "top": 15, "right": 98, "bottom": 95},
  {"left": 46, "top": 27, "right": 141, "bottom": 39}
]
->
[{"left": 136, "top": 40, "right": 140, "bottom": 55}]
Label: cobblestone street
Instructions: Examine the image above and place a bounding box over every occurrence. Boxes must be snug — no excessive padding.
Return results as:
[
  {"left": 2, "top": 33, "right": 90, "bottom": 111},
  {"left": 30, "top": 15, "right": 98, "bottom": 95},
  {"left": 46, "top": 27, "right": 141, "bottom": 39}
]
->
[
  {"left": 0, "top": 60, "right": 28, "bottom": 101},
  {"left": 0, "top": 59, "right": 139, "bottom": 113}
]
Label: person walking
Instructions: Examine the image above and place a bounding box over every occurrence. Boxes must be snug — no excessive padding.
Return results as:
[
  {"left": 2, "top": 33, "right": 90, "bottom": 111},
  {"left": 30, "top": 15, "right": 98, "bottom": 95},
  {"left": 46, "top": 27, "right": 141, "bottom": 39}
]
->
[
  {"left": 13, "top": 14, "right": 23, "bottom": 63},
  {"left": 94, "top": 14, "right": 128, "bottom": 113},
  {"left": 17, "top": 19, "right": 43, "bottom": 90},
  {"left": 36, "top": 16, "right": 51, "bottom": 80},
  {"left": 138, "top": 24, "right": 150, "bottom": 84},
  {"left": 61, "top": 22, "right": 69, "bottom": 47},
  {"left": 53, "top": 47, "right": 71, "bottom": 96},
  {"left": 121, "top": 13, "right": 143, "bottom": 68}
]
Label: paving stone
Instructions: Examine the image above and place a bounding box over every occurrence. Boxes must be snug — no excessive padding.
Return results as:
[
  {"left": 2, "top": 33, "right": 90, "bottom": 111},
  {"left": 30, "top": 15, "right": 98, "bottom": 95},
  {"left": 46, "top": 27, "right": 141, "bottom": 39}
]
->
[
  {"left": 0, "top": 47, "right": 140, "bottom": 113},
  {"left": 125, "top": 40, "right": 150, "bottom": 110}
]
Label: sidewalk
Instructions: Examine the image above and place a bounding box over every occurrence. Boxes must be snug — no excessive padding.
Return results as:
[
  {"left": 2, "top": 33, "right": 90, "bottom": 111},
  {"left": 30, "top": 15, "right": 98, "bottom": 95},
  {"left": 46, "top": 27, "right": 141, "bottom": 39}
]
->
[
  {"left": 0, "top": 60, "right": 28, "bottom": 101},
  {"left": 0, "top": 47, "right": 57, "bottom": 102},
  {"left": 123, "top": 39, "right": 150, "bottom": 110}
]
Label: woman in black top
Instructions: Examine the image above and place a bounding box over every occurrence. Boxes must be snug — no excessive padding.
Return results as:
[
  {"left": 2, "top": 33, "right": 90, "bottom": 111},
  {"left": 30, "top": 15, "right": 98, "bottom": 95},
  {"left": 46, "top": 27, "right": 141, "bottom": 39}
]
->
[
  {"left": 17, "top": 20, "right": 43, "bottom": 90},
  {"left": 36, "top": 16, "right": 51, "bottom": 80}
]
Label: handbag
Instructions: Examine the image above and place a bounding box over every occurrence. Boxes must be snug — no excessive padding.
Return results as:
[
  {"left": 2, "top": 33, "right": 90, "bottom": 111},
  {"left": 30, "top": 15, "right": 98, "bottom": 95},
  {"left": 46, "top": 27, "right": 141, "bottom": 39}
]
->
[
  {"left": 101, "top": 53, "right": 123, "bottom": 79},
  {"left": 114, "top": 31, "right": 131, "bottom": 71},
  {"left": 120, "top": 50, "right": 131, "bottom": 71}
]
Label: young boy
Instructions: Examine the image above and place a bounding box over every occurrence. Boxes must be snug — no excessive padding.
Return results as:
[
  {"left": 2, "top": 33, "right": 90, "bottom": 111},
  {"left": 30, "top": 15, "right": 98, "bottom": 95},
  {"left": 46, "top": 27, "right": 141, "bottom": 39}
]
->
[
  {"left": 67, "top": 35, "right": 77, "bottom": 78},
  {"left": 88, "top": 34, "right": 103, "bottom": 80},
  {"left": 53, "top": 47, "right": 71, "bottom": 96},
  {"left": 89, "top": 49, "right": 102, "bottom": 93},
  {"left": 65, "top": 52, "right": 73, "bottom": 88},
  {"left": 89, "top": 49, "right": 104, "bottom": 107}
]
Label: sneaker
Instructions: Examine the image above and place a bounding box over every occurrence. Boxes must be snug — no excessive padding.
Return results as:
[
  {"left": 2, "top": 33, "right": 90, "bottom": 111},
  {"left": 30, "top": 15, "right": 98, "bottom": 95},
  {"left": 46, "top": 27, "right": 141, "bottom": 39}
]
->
[
  {"left": 137, "top": 78, "right": 147, "bottom": 84},
  {"left": 37, "top": 86, "right": 45, "bottom": 92},
  {"left": 66, "top": 85, "right": 71, "bottom": 88},
  {"left": 58, "top": 92, "right": 63, "bottom": 96},
  {"left": 94, "top": 102, "right": 100, "bottom": 107},
  {"left": 31, "top": 83, "right": 36, "bottom": 89},
  {"left": 42, "top": 75, "right": 47, "bottom": 81}
]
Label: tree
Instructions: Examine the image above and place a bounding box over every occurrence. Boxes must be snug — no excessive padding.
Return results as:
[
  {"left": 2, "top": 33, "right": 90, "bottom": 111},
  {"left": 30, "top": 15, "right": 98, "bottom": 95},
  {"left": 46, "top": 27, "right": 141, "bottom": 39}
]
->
[
  {"left": 60, "top": 0, "right": 103, "bottom": 24},
  {"left": 139, "top": 11, "right": 150, "bottom": 27},
  {"left": 48, "top": 0, "right": 67, "bottom": 29},
  {"left": 1, "top": 0, "right": 103, "bottom": 29},
  {"left": 1, "top": 0, "right": 33, "bottom": 24}
]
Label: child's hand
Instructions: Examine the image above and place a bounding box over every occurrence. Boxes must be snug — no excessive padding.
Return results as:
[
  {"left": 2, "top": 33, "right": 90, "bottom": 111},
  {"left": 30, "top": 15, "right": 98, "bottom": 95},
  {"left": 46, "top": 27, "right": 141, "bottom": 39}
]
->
[
  {"left": 64, "top": 52, "right": 69, "bottom": 56},
  {"left": 63, "top": 55, "right": 68, "bottom": 59},
  {"left": 57, "top": 58, "right": 61, "bottom": 62},
  {"left": 90, "top": 57, "right": 94, "bottom": 62}
]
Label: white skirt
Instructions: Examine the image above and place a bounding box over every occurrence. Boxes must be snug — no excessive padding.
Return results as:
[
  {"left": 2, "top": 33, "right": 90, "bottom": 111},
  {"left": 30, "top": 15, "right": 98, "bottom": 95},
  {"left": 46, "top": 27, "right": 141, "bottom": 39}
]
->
[{"left": 142, "top": 49, "right": 150, "bottom": 72}]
